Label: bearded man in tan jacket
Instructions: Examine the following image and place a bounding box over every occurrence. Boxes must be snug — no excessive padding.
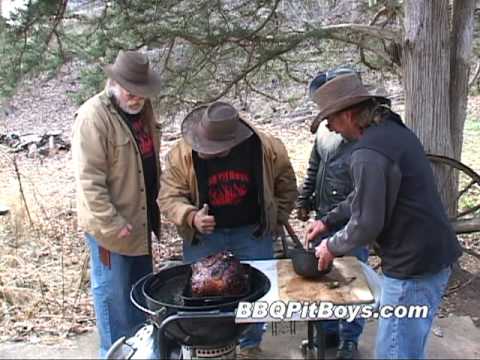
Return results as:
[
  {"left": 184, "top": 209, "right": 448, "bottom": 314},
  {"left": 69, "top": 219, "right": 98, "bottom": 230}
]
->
[
  {"left": 71, "top": 50, "right": 162, "bottom": 358},
  {"left": 158, "top": 101, "right": 297, "bottom": 357}
]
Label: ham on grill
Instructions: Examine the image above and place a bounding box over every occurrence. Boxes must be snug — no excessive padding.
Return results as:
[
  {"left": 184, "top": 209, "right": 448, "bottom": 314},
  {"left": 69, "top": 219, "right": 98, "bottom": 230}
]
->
[{"left": 190, "top": 250, "right": 249, "bottom": 297}]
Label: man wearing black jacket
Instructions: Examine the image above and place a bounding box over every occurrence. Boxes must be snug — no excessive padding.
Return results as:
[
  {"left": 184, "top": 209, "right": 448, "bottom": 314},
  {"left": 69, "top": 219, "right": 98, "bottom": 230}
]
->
[{"left": 306, "top": 73, "right": 462, "bottom": 359}]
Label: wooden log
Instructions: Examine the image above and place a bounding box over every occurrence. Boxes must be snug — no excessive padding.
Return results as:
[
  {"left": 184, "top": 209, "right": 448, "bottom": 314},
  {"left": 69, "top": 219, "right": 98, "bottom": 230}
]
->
[{"left": 451, "top": 218, "right": 480, "bottom": 234}]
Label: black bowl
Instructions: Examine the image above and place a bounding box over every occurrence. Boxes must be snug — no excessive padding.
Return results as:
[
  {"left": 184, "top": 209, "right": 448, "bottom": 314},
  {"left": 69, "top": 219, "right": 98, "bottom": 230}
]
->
[{"left": 289, "top": 247, "right": 333, "bottom": 278}]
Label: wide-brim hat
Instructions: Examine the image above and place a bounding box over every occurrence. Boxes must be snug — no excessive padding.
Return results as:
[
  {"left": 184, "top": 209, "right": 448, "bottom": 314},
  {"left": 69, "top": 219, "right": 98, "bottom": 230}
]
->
[
  {"left": 104, "top": 50, "right": 161, "bottom": 98},
  {"left": 310, "top": 74, "right": 389, "bottom": 133},
  {"left": 181, "top": 101, "right": 253, "bottom": 154}
]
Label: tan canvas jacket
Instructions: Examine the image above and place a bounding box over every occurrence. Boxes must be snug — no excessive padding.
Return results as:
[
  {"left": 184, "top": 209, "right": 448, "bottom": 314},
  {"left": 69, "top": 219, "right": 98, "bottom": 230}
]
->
[
  {"left": 72, "top": 90, "right": 161, "bottom": 255},
  {"left": 157, "top": 122, "right": 297, "bottom": 243}
]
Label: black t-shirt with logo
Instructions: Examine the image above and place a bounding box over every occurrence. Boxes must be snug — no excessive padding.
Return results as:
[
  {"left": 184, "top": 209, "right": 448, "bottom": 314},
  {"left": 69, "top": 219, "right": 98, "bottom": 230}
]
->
[
  {"left": 117, "top": 108, "right": 160, "bottom": 237},
  {"left": 198, "top": 136, "right": 260, "bottom": 228}
]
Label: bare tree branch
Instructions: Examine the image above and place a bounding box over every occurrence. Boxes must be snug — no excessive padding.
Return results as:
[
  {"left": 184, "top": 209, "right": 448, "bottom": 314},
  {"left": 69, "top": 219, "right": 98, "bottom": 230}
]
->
[
  {"left": 359, "top": 47, "right": 381, "bottom": 71},
  {"left": 208, "top": 38, "right": 303, "bottom": 102},
  {"left": 160, "top": 38, "right": 176, "bottom": 76},
  {"left": 45, "top": 0, "right": 69, "bottom": 49},
  {"left": 246, "top": 0, "right": 281, "bottom": 40},
  {"left": 318, "top": 23, "right": 401, "bottom": 42},
  {"left": 245, "top": 78, "right": 282, "bottom": 102},
  {"left": 469, "top": 60, "right": 480, "bottom": 88},
  {"left": 370, "top": 6, "right": 389, "bottom": 26},
  {"left": 278, "top": 56, "right": 306, "bottom": 84}
]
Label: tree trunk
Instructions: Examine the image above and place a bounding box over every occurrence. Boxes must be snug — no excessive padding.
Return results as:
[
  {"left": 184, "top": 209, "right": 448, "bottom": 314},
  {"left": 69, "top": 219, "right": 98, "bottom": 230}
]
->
[
  {"left": 450, "top": 0, "right": 475, "bottom": 162},
  {"left": 402, "top": 0, "right": 474, "bottom": 216}
]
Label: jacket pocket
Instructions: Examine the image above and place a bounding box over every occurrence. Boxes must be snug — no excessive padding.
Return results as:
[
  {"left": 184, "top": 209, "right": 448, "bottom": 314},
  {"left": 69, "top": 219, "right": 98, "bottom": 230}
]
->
[
  {"left": 110, "top": 136, "right": 132, "bottom": 165},
  {"left": 324, "top": 159, "right": 352, "bottom": 203},
  {"left": 324, "top": 179, "right": 352, "bottom": 204}
]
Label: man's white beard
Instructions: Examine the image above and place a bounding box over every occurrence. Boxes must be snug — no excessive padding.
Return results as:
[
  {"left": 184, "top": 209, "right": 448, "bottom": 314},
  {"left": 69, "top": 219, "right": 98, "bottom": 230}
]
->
[
  {"left": 110, "top": 85, "right": 145, "bottom": 114},
  {"left": 121, "top": 101, "right": 145, "bottom": 115},
  {"left": 316, "top": 121, "right": 344, "bottom": 151}
]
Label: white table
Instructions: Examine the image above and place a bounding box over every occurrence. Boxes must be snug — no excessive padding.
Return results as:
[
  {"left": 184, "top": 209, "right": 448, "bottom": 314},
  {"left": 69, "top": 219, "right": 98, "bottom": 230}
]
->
[
  {"left": 236, "top": 258, "right": 377, "bottom": 323},
  {"left": 236, "top": 258, "right": 380, "bottom": 359}
]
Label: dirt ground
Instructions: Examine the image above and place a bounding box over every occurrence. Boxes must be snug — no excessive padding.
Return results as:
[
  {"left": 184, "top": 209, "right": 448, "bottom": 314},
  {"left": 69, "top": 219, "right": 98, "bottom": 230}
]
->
[{"left": 440, "top": 252, "right": 480, "bottom": 326}]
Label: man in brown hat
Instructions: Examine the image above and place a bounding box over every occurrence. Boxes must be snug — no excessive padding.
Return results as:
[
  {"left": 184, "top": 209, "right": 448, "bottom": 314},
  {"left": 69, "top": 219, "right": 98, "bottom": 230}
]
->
[
  {"left": 158, "top": 101, "right": 297, "bottom": 356},
  {"left": 304, "top": 73, "right": 462, "bottom": 359},
  {"left": 71, "top": 49, "right": 162, "bottom": 358},
  {"left": 296, "top": 67, "right": 392, "bottom": 359}
]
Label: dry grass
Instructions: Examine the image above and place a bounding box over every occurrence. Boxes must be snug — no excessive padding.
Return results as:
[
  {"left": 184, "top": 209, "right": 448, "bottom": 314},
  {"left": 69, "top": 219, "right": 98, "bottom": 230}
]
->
[{"left": 0, "top": 152, "right": 93, "bottom": 344}]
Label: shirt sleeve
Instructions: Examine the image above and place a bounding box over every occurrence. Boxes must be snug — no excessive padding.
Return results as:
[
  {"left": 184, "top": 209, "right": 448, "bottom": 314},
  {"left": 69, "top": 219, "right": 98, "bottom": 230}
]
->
[
  {"left": 296, "top": 141, "right": 320, "bottom": 210},
  {"left": 320, "top": 191, "right": 353, "bottom": 230},
  {"left": 326, "top": 148, "right": 402, "bottom": 256}
]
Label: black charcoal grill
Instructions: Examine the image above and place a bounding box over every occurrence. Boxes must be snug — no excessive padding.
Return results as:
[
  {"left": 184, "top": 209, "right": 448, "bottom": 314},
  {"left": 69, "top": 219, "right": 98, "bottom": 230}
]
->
[{"left": 122, "top": 262, "right": 270, "bottom": 359}]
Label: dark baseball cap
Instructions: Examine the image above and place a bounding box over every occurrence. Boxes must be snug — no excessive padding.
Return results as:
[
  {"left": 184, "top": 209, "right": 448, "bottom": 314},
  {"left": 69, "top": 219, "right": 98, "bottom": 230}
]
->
[{"left": 308, "top": 67, "right": 360, "bottom": 100}]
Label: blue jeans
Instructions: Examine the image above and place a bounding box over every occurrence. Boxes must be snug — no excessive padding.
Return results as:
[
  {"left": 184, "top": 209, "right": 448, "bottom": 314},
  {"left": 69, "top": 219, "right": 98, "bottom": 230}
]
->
[
  {"left": 317, "top": 244, "right": 369, "bottom": 344},
  {"left": 85, "top": 233, "right": 153, "bottom": 358},
  {"left": 183, "top": 225, "right": 274, "bottom": 350},
  {"left": 375, "top": 266, "right": 452, "bottom": 359}
]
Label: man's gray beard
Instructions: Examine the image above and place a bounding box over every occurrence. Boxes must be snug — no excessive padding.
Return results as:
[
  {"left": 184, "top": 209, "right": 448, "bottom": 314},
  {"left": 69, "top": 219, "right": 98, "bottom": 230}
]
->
[
  {"left": 119, "top": 102, "right": 144, "bottom": 115},
  {"left": 108, "top": 85, "right": 144, "bottom": 115}
]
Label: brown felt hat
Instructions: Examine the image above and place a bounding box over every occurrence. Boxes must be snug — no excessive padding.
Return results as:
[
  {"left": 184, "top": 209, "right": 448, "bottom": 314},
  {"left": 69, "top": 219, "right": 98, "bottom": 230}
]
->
[
  {"left": 310, "top": 74, "right": 379, "bottom": 133},
  {"left": 181, "top": 101, "right": 253, "bottom": 154},
  {"left": 104, "top": 50, "right": 161, "bottom": 98}
]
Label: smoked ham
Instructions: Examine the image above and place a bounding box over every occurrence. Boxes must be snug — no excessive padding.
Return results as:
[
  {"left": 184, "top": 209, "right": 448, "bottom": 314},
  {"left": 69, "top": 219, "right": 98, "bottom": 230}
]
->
[{"left": 190, "top": 250, "right": 248, "bottom": 297}]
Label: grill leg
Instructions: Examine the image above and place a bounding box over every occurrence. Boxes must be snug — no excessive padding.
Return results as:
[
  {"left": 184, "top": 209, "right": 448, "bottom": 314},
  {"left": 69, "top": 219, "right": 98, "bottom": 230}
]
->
[
  {"left": 271, "top": 322, "right": 278, "bottom": 336},
  {"left": 307, "top": 321, "right": 314, "bottom": 351},
  {"left": 314, "top": 321, "right": 325, "bottom": 360},
  {"left": 302, "top": 321, "right": 325, "bottom": 360},
  {"left": 157, "top": 320, "right": 170, "bottom": 359}
]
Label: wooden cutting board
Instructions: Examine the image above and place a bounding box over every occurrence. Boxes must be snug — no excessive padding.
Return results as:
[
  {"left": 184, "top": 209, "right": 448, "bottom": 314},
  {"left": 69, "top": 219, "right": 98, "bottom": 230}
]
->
[{"left": 277, "top": 257, "right": 374, "bottom": 305}]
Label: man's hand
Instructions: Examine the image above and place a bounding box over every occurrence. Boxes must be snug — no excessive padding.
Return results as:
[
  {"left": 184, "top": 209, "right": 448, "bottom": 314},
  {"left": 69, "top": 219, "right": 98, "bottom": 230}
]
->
[
  {"left": 315, "top": 240, "right": 335, "bottom": 271},
  {"left": 118, "top": 224, "right": 133, "bottom": 239},
  {"left": 296, "top": 208, "right": 310, "bottom": 222},
  {"left": 305, "top": 220, "right": 329, "bottom": 247},
  {"left": 193, "top": 204, "right": 216, "bottom": 234}
]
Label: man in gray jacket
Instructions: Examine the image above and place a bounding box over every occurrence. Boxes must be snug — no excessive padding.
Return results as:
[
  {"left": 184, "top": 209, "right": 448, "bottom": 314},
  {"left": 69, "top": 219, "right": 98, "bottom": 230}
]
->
[
  {"left": 296, "top": 68, "right": 389, "bottom": 359},
  {"left": 306, "top": 73, "right": 462, "bottom": 359}
]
